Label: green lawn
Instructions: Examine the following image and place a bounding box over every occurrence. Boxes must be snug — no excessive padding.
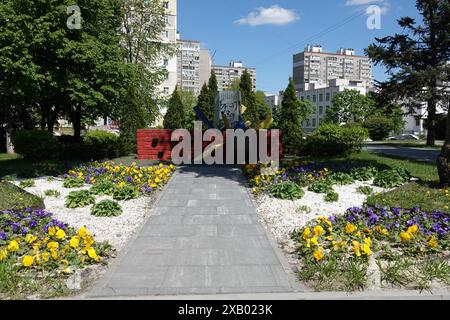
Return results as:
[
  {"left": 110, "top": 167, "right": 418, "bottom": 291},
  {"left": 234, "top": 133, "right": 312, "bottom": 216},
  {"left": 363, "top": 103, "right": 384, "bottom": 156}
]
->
[
  {"left": 369, "top": 140, "right": 443, "bottom": 150},
  {"left": 0, "top": 180, "right": 44, "bottom": 211}
]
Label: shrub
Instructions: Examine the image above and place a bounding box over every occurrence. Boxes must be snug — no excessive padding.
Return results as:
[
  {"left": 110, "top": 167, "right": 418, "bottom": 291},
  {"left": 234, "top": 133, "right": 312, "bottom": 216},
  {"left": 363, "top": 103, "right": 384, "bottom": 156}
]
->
[
  {"left": 363, "top": 116, "right": 395, "bottom": 141},
  {"left": 112, "top": 185, "right": 139, "bottom": 201},
  {"left": 65, "top": 190, "right": 95, "bottom": 208},
  {"left": 303, "top": 124, "right": 368, "bottom": 156},
  {"left": 19, "top": 180, "right": 35, "bottom": 188},
  {"left": 308, "top": 180, "right": 333, "bottom": 194},
  {"left": 44, "top": 189, "right": 60, "bottom": 198},
  {"left": 12, "top": 130, "right": 59, "bottom": 160},
  {"left": 328, "top": 172, "right": 354, "bottom": 185},
  {"left": 356, "top": 186, "right": 373, "bottom": 195},
  {"left": 324, "top": 191, "right": 339, "bottom": 202},
  {"left": 63, "top": 178, "right": 85, "bottom": 188},
  {"left": 90, "top": 180, "right": 115, "bottom": 196},
  {"left": 83, "top": 130, "right": 119, "bottom": 159},
  {"left": 350, "top": 167, "right": 378, "bottom": 181},
  {"left": 91, "top": 200, "right": 122, "bottom": 217},
  {"left": 373, "top": 168, "right": 411, "bottom": 188},
  {"left": 270, "top": 181, "right": 305, "bottom": 200}
]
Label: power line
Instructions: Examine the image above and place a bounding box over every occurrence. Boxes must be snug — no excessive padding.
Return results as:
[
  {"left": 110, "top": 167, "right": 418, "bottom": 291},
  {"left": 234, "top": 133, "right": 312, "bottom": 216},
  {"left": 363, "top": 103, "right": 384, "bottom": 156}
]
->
[{"left": 253, "top": 10, "right": 367, "bottom": 67}]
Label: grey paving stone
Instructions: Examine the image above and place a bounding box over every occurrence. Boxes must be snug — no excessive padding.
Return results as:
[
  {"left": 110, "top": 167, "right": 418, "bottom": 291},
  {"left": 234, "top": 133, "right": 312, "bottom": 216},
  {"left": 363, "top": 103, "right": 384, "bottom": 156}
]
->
[{"left": 217, "top": 224, "right": 266, "bottom": 236}]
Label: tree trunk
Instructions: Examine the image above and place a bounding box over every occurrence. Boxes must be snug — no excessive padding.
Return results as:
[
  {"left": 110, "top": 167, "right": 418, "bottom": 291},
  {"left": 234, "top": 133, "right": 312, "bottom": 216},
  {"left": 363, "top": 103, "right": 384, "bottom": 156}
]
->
[
  {"left": 437, "top": 104, "right": 450, "bottom": 186},
  {"left": 71, "top": 105, "right": 82, "bottom": 142},
  {"left": 426, "top": 99, "right": 436, "bottom": 146},
  {"left": 5, "top": 128, "right": 14, "bottom": 154}
]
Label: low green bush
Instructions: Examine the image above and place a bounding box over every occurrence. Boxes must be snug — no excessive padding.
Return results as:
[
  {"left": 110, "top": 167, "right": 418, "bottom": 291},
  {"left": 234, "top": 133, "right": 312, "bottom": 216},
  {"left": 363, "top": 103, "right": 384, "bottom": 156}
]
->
[
  {"left": 302, "top": 124, "right": 368, "bottom": 157},
  {"left": 363, "top": 116, "right": 395, "bottom": 141},
  {"left": 373, "top": 168, "right": 411, "bottom": 188},
  {"left": 83, "top": 130, "right": 120, "bottom": 159},
  {"left": 63, "top": 177, "right": 85, "bottom": 188},
  {"left": 270, "top": 181, "right": 305, "bottom": 200},
  {"left": 328, "top": 172, "right": 354, "bottom": 185},
  {"left": 356, "top": 186, "right": 374, "bottom": 195},
  {"left": 324, "top": 191, "right": 339, "bottom": 202},
  {"left": 44, "top": 189, "right": 60, "bottom": 198},
  {"left": 308, "top": 180, "right": 333, "bottom": 194},
  {"left": 12, "top": 130, "right": 59, "bottom": 160},
  {"left": 65, "top": 190, "right": 95, "bottom": 208},
  {"left": 350, "top": 167, "right": 378, "bottom": 181},
  {"left": 91, "top": 200, "right": 122, "bottom": 217},
  {"left": 90, "top": 180, "right": 115, "bottom": 196},
  {"left": 112, "top": 185, "right": 139, "bottom": 201}
]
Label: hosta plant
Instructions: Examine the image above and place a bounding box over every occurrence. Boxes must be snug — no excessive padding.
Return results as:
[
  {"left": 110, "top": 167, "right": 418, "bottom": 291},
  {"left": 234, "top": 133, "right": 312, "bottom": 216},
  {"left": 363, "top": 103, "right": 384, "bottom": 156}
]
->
[
  {"left": 44, "top": 189, "right": 60, "bottom": 198},
  {"left": 90, "top": 180, "right": 115, "bottom": 196},
  {"left": 19, "top": 180, "right": 35, "bottom": 188},
  {"left": 65, "top": 190, "right": 95, "bottom": 208},
  {"left": 324, "top": 191, "right": 339, "bottom": 202},
  {"left": 308, "top": 181, "right": 333, "bottom": 194},
  {"left": 329, "top": 172, "right": 354, "bottom": 185},
  {"left": 350, "top": 167, "right": 378, "bottom": 181},
  {"left": 271, "top": 182, "right": 305, "bottom": 200},
  {"left": 91, "top": 200, "right": 123, "bottom": 217},
  {"left": 357, "top": 186, "right": 373, "bottom": 195},
  {"left": 63, "top": 177, "right": 85, "bottom": 189},
  {"left": 113, "top": 185, "right": 139, "bottom": 201},
  {"left": 373, "top": 168, "right": 410, "bottom": 189}
]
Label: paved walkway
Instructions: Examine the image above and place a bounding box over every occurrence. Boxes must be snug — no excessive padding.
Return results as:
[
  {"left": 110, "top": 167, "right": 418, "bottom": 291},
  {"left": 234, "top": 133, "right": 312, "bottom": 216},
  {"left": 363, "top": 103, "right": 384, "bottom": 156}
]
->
[
  {"left": 365, "top": 144, "right": 440, "bottom": 163},
  {"left": 89, "top": 166, "right": 299, "bottom": 298}
]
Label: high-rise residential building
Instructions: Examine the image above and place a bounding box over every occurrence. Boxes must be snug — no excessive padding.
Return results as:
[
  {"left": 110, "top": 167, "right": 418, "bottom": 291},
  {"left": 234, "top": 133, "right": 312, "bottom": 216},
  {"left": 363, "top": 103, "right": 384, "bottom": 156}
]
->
[
  {"left": 293, "top": 45, "right": 373, "bottom": 92},
  {"left": 159, "top": 0, "right": 178, "bottom": 97},
  {"left": 212, "top": 61, "right": 256, "bottom": 92},
  {"left": 177, "top": 40, "right": 211, "bottom": 95},
  {"left": 263, "top": 92, "right": 281, "bottom": 111}
]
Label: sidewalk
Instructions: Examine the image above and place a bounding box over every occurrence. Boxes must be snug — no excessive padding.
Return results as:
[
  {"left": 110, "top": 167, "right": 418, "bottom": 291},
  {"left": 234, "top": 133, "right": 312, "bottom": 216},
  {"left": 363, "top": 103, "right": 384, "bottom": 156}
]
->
[{"left": 88, "top": 166, "right": 301, "bottom": 298}]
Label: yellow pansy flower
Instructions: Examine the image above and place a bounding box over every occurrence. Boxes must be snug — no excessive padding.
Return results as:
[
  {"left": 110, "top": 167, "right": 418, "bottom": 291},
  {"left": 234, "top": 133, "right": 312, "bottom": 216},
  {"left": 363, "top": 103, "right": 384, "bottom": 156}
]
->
[
  {"left": 70, "top": 236, "right": 80, "bottom": 248},
  {"left": 313, "top": 248, "right": 324, "bottom": 261},
  {"left": 0, "top": 249, "right": 8, "bottom": 261},
  {"left": 87, "top": 248, "right": 98, "bottom": 260},
  {"left": 310, "top": 237, "right": 319, "bottom": 246},
  {"left": 399, "top": 231, "right": 412, "bottom": 243},
  {"left": 427, "top": 236, "right": 438, "bottom": 248},
  {"left": 47, "top": 241, "right": 59, "bottom": 251},
  {"left": 25, "top": 234, "right": 37, "bottom": 244},
  {"left": 7, "top": 240, "right": 19, "bottom": 252},
  {"left": 302, "top": 227, "right": 311, "bottom": 240},
  {"left": 55, "top": 229, "right": 66, "bottom": 240},
  {"left": 313, "top": 225, "right": 325, "bottom": 237},
  {"left": 407, "top": 225, "right": 419, "bottom": 234},
  {"left": 47, "top": 226, "right": 56, "bottom": 236},
  {"left": 78, "top": 227, "right": 88, "bottom": 238},
  {"left": 351, "top": 240, "right": 361, "bottom": 257},
  {"left": 22, "top": 255, "right": 34, "bottom": 267},
  {"left": 345, "top": 223, "right": 357, "bottom": 234}
]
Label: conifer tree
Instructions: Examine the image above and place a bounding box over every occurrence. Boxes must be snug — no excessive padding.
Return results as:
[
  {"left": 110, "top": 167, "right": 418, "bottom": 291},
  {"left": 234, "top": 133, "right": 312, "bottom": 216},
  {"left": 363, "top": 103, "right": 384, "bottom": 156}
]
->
[{"left": 163, "top": 87, "right": 185, "bottom": 129}]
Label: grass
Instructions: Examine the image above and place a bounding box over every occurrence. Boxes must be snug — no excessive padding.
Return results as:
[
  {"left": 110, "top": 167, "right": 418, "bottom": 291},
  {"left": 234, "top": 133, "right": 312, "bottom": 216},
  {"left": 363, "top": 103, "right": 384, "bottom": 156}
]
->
[
  {"left": 0, "top": 180, "right": 44, "bottom": 211},
  {"left": 370, "top": 140, "right": 443, "bottom": 149}
]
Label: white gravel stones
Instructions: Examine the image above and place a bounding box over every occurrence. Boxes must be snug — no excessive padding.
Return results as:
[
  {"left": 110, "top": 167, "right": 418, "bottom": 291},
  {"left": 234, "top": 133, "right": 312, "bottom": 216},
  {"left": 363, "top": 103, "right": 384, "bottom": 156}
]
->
[
  {"left": 13, "top": 177, "right": 157, "bottom": 251},
  {"left": 255, "top": 180, "right": 388, "bottom": 245}
]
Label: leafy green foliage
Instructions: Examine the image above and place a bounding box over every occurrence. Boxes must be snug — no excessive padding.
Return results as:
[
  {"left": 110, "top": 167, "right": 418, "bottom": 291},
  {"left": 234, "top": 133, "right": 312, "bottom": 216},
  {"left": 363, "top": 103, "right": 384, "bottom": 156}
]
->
[
  {"left": 112, "top": 185, "right": 139, "bottom": 201},
  {"left": 63, "top": 178, "right": 85, "bottom": 189},
  {"left": 19, "top": 180, "right": 35, "bottom": 189},
  {"left": 0, "top": 180, "right": 44, "bottom": 211},
  {"left": 325, "top": 89, "right": 375, "bottom": 124},
  {"left": 363, "top": 115, "right": 396, "bottom": 141},
  {"left": 356, "top": 186, "right": 374, "bottom": 196},
  {"left": 12, "top": 130, "right": 59, "bottom": 160},
  {"left": 303, "top": 124, "right": 368, "bottom": 156},
  {"left": 90, "top": 180, "right": 115, "bottom": 196},
  {"left": 324, "top": 191, "right": 339, "bottom": 202},
  {"left": 197, "top": 83, "right": 214, "bottom": 124},
  {"left": 91, "top": 200, "right": 122, "bottom": 217},
  {"left": 44, "top": 189, "right": 60, "bottom": 198},
  {"left": 270, "top": 182, "right": 305, "bottom": 200},
  {"left": 178, "top": 89, "right": 197, "bottom": 129},
  {"left": 328, "top": 173, "right": 354, "bottom": 185},
  {"left": 350, "top": 167, "right": 378, "bottom": 181},
  {"left": 163, "top": 87, "right": 185, "bottom": 129},
  {"left": 65, "top": 190, "right": 95, "bottom": 209},
  {"left": 373, "top": 168, "right": 411, "bottom": 188},
  {"left": 308, "top": 181, "right": 333, "bottom": 194},
  {"left": 83, "top": 131, "right": 119, "bottom": 159}
]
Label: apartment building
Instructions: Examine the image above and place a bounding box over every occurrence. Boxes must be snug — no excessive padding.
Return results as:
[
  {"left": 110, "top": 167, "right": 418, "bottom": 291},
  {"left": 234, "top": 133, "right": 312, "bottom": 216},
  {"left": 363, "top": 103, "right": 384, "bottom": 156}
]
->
[
  {"left": 212, "top": 61, "right": 256, "bottom": 92},
  {"left": 293, "top": 45, "right": 373, "bottom": 92},
  {"left": 159, "top": 0, "right": 178, "bottom": 97},
  {"left": 263, "top": 93, "right": 281, "bottom": 111},
  {"left": 298, "top": 79, "right": 370, "bottom": 132}
]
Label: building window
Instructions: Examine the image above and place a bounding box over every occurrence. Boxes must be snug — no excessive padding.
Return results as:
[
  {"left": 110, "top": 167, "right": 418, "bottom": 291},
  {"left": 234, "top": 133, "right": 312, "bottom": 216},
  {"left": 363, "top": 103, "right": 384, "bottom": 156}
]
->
[
  {"left": 164, "top": 16, "right": 169, "bottom": 26},
  {"left": 300, "top": 96, "right": 305, "bottom": 101},
  {"left": 326, "top": 93, "right": 330, "bottom": 101},
  {"left": 319, "top": 106, "right": 323, "bottom": 114},
  {"left": 312, "top": 118, "right": 317, "bottom": 127},
  {"left": 164, "top": 73, "right": 169, "bottom": 81},
  {"left": 319, "top": 94, "right": 323, "bottom": 102},
  {"left": 313, "top": 95, "right": 317, "bottom": 102},
  {"left": 306, "top": 119, "right": 310, "bottom": 127},
  {"left": 163, "top": 1, "right": 169, "bottom": 9},
  {"left": 416, "top": 118, "right": 421, "bottom": 127},
  {"left": 163, "top": 58, "right": 169, "bottom": 66},
  {"left": 163, "top": 87, "right": 169, "bottom": 95},
  {"left": 164, "top": 30, "right": 169, "bottom": 39}
]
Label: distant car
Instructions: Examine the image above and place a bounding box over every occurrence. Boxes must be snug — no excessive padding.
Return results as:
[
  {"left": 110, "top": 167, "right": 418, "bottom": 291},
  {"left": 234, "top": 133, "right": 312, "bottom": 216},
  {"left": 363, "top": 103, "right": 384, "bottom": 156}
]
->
[{"left": 386, "top": 134, "right": 420, "bottom": 141}]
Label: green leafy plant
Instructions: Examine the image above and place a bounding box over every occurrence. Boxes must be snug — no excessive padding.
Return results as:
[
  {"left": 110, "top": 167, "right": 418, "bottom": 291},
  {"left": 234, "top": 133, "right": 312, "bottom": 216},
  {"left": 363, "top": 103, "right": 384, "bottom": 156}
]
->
[
  {"left": 91, "top": 200, "right": 122, "bottom": 217},
  {"left": 356, "top": 186, "right": 374, "bottom": 195},
  {"left": 350, "top": 167, "right": 378, "bottom": 181},
  {"left": 63, "top": 178, "right": 85, "bottom": 188},
  {"left": 270, "top": 181, "right": 305, "bottom": 200},
  {"left": 308, "top": 181, "right": 333, "bottom": 194},
  {"left": 12, "top": 130, "right": 59, "bottom": 160},
  {"left": 46, "top": 176, "right": 55, "bottom": 182},
  {"left": 296, "top": 205, "right": 312, "bottom": 214},
  {"left": 373, "top": 168, "right": 410, "bottom": 188},
  {"left": 44, "top": 189, "right": 60, "bottom": 198},
  {"left": 19, "top": 180, "right": 35, "bottom": 188},
  {"left": 328, "top": 172, "right": 354, "bottom": 185},
  {"left": 65, "top": 190, "right": 95, "bottom": 208},
  {"left": 324, "top": 191, "right": 339, "bottom": 202},
  {"left": 90, "top": 180, "right": 115, "bottom": 196},
  {"left": 113, "top": 185, "right": 139, "bottom": 201}
]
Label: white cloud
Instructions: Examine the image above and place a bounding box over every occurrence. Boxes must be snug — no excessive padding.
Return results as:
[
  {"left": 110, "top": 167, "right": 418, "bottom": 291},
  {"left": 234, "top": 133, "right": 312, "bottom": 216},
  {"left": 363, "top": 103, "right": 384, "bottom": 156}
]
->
[{"left": 236, "top": 5, "right": 299, "bottom": 26}]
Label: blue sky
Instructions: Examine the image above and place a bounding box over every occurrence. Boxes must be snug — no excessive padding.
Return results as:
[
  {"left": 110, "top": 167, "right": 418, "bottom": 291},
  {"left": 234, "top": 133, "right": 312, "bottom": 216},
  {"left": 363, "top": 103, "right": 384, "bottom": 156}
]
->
[{"left": 178, "top": 0, "right": 421, "bottom": 93}]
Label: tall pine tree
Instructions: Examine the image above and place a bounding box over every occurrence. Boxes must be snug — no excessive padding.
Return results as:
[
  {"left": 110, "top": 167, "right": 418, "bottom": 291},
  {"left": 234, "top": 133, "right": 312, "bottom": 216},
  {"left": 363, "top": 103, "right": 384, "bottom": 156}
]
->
[
  {"left": 163, "top": 87, "right": 185, "bottom": 129},
  {"left": 278, "top": 78, "right": 310, "bottom": 154},
  {"left": 197, "top": 83, "right": 213, "bottom": 123},
  {"left": 366, "top": 0, "right": 449, "bottom": 147},
  {"left": 240, "top": 70, "right": 259, "bottom": 127}
]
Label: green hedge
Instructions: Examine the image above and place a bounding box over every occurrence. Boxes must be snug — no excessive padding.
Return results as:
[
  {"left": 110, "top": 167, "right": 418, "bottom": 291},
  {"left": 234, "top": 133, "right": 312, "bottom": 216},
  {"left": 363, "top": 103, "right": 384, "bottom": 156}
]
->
[{"left": 12, "top": 130, "right": 59, "bottom": 160}]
